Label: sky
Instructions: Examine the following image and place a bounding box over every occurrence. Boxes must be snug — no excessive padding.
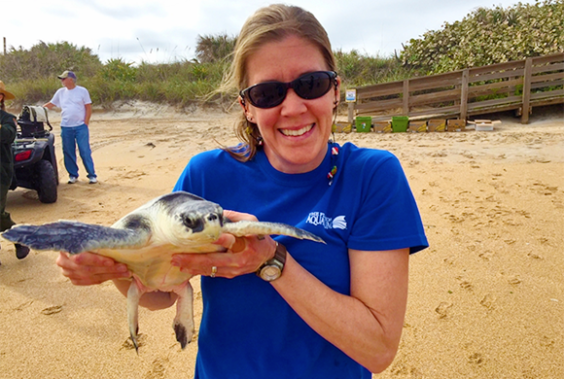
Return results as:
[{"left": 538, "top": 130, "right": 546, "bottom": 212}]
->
[{"left": 3, "top": 0, "right": 538, "bottom": 66}]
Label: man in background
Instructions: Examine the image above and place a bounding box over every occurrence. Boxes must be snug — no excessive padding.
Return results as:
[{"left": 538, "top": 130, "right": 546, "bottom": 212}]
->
[{"left": 44, "top": 71, "right": 97, "bottom": 184}]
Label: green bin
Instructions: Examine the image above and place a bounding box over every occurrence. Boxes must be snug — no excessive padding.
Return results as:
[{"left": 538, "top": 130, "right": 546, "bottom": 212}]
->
[
  {"left": 355, "top": 116, "right": 372, "bottom": 133},
  {"left": 391, "top": 116, "right": 409, "bottom": 133}
]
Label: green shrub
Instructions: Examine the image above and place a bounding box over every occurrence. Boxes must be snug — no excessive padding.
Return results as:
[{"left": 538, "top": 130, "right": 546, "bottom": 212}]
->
[
  {"left": 0, "top": 41, "right": 102, "bottom": 81},
  {"left": 400, "top": 0, "right": 564, "bottom": 74},
  {"left": 99, "top": 59, "right": 137, "bottom": 82}
]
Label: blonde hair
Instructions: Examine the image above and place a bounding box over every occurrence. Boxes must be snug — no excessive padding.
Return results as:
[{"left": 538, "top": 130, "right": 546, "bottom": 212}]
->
[{"left": 220, "top": 4, "right": 337, "bottom": 161}]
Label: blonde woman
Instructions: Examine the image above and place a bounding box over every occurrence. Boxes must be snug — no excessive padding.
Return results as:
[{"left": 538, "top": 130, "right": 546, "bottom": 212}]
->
[{"left": 57, "top": 5, "right": 428, "bottom": 377}]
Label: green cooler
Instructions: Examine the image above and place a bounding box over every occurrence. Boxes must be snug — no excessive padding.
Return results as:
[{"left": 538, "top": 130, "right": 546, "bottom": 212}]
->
[
  {"left": 355, "top": 116, "right": 372, "bottom": 133},
  {"left": 392, "top": 116, "right": 409, "bottom": 133}
]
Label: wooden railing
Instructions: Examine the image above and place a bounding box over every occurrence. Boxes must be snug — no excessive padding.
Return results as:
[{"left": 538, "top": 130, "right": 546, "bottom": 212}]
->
[{"left": 347, "top": 53, "right": 564, "bottom": 124}]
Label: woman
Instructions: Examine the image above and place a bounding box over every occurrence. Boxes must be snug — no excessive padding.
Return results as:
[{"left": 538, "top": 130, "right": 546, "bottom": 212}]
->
[
  {"left": 56, "top": 5, "right": 428, "bottom": 377},
  {"left": 0, "top": 81, "right": 30, "bottom": 263}
]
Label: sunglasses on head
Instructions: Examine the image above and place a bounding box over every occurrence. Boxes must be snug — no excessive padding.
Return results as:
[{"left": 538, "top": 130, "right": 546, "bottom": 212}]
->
[{"left": 240, "top": 71, "right": 338, "bottom": 109}]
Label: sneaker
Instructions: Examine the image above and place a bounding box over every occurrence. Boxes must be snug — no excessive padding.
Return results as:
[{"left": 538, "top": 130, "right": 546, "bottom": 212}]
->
[
  {"left": 89, "top": 177, "right": 98, "bottom": 184},
  {"left": 68, "top": 177, "right": 78, "bottom": 184},
  {"left": 15, "top": 243, "right": 30, "bottom": 260}
]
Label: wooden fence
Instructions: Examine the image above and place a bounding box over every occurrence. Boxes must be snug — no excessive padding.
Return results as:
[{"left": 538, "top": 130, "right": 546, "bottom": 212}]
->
[{"left": 347, "top": 52, "right": 564, "bottom": 124}]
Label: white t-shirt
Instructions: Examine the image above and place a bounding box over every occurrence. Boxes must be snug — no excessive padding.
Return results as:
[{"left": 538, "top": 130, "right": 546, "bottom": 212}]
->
[{"left": 50, "top": 85, "right": 92, "bottom": 127}]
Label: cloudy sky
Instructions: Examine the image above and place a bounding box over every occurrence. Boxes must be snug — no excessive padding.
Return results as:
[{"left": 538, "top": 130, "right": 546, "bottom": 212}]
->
[{"left": 3, "top": 0, "right": 536, "bottom": 66}]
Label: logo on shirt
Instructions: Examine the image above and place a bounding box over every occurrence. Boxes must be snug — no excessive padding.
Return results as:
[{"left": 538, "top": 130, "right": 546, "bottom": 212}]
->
[{"left": 306, "top": 212, "right": 347, "bottom": 230}]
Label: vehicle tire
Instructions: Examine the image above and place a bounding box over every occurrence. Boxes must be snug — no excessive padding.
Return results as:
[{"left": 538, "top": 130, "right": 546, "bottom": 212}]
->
[{"left": 35, "top": 160, "right": 58, "bottom": 203}]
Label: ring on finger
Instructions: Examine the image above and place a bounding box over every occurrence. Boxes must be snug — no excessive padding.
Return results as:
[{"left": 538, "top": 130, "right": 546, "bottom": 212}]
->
[{"left": 210, "top": 266, "right": 218, "bottom": 278}]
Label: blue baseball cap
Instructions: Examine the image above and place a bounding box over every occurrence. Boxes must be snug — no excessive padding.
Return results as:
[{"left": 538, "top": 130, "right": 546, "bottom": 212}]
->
[{"left": 58, "top": 70, "right": 77, "bottom": 80}]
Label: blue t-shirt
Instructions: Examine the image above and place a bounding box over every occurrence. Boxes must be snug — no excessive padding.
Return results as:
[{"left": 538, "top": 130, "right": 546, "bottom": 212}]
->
[{"left": 173, "top": 142, "right": 428, "bottom": 379}]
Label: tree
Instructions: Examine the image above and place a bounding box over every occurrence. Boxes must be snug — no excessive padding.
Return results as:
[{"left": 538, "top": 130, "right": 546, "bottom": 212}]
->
[{"left": 195, "top": 34, "right": 237, "bottom": 63}]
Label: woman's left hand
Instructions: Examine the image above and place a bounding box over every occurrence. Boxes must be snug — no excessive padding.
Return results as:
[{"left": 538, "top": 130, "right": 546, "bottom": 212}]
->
[{"left": 170, "top": 210, "right": 276, "bottom": 278}]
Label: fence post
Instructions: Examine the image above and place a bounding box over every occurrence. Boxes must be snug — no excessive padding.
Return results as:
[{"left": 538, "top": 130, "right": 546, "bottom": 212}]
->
[
  {"left": 402, "top": 79, "right": 409, "bottom": 115},
  {"left": 460, "top": 69, "right": 469, "bottom": 120},
  {"left": 348, "top": 102, "right": 354, "bottom": 125},
  {"left": 521, "top": 57, "right": 533, "bottom": 124}
]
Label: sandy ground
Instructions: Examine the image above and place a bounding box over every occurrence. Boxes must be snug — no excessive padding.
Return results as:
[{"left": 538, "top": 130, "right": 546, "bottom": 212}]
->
[{"left": 0, "top": 103, "right": 563, "bottom": 379}]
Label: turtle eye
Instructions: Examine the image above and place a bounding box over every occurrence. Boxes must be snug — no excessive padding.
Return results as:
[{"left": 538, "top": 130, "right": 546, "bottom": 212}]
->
[{"left": 183, "top": 215, "right": 203, "bottom": 232}]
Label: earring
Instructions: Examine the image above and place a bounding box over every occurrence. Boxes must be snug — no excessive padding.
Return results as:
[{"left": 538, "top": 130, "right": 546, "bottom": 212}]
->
[{"left": 246, "top": 121, "right": 263, "bottom": 146}]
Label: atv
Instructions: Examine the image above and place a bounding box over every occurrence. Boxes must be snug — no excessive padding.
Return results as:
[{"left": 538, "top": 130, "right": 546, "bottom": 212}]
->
[{"left": 9, "top": 106, "right": 59, "bottom": 204}]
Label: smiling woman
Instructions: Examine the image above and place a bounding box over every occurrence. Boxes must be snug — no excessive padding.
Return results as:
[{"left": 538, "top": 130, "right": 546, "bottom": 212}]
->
[
  {"left": 55, "top": 4, "right": 428, "bottom": 378},
  {"left": 239, "top": 35, "right": 339, "bottom": 174}
]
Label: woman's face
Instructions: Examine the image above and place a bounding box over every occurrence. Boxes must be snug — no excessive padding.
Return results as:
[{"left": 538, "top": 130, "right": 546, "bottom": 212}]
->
[{"left": 242, "top": 35, "right": 340, "bottom": 174}]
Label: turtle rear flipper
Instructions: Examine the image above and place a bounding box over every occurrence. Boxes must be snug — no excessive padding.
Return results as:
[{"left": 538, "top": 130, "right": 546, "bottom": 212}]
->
[
  {"left": 127, "top": 281, "right": 143, "bottom": 354},
  {"left": 172, "top": 283, "right": 195, "bottom": 349},
  {"left": 1, "top": 221, "right": 150, "bottom": 254}
]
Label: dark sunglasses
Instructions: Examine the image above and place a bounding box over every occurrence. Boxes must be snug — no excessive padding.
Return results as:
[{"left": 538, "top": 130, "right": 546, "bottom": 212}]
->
[{"left": 240, "top": 71, "right": 338, "bottom": 109}]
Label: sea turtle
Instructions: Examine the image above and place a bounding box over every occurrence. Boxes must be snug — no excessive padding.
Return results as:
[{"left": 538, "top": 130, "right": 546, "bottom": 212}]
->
[{"left": 1, "top": 191, "right": 324, "bottom": 352}]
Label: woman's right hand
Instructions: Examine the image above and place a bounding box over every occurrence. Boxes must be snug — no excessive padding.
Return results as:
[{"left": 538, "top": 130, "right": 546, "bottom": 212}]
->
[{"left": 56, "top": 251, "right": 131, "bottom": 286}]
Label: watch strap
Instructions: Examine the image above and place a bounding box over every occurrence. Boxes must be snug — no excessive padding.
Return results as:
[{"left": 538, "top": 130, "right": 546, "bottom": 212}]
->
[
  {"left": 271, "top": 242, "right": 287, "bottom": 266},
  {"left": 256, "top": 241, "right": 287, "bottom": 279}
]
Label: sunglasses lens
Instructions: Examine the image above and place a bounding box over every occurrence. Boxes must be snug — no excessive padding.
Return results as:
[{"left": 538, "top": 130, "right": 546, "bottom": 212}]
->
[
  {"left": 243, "top": 71, "right": 336, "bottom": 109},
  {"left": 294, "top": 72, "right": 333, "bottom": 100},
  {"left": 248, "top": 83, "right": 286, "bottom": 108}
]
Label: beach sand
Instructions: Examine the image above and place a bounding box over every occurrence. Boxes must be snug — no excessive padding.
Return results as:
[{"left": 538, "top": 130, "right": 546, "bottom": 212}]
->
[{"left": 1, "top": 103, "right": 563, "bottom": 378}]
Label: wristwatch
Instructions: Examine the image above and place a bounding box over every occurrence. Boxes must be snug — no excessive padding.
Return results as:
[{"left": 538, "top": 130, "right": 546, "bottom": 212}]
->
[{"left": 256, "top": 242, "right": 287, "bottom": 282}]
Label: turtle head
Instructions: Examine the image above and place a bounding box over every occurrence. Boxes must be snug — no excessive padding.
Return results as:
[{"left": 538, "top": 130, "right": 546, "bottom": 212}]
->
[
  {"left": 128, "top": 191, "right": 228, "bottom": 247},
  {"left": 181, "top": 210, "right": 224, "bottom": 235},
  {"left": 170, "top": 201, "right": 226, "bottom": 245}
]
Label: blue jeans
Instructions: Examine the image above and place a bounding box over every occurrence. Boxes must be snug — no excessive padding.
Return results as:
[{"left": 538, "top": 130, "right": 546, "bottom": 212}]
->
[{"left": 60, "top": 124, "right": 96, "bottom": 179}]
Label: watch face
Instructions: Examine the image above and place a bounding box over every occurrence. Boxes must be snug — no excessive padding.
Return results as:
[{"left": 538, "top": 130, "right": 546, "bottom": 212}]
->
[{"left": 261, "top": 265, "right": 281, "bottom": 281}]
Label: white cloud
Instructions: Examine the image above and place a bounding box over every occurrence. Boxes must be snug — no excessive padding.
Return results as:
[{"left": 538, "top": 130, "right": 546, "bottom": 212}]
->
[{"left": 2, "top": 0, "right": 538, "bottom": 65}]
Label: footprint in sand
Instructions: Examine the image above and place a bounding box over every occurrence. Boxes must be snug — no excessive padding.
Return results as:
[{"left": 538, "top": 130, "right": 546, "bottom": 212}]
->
[
  {"left": 508, "top": 276, "right": 522, "bottom": 285},
  {"left": 122, "top": 333, "right": 147, "bottom": 350},
  {"left": 144, "top": 357, "right": 169, "bottom": 379},
  {"left": 480, "top": 294, "right": 496, "bottom": 310},
  {"left": 540, "top": 336, "right": 555, "bottom": 348},
  {"left": 527, "top": 252, "right": 543, "bottom": 260},
  {"left": 41, "top": 305, "right": 63, "bottom": 315},
  {"left": 479, "top": 250, "right": 495, "bottom": 261},
  {"left": 531, "top": 181, "right": 559, "bottom": 196},
  {"left": 435, "top": 302, "right": 453, "bottom": 319},
  {"left": 13, "top": 300, "right": 34, "bottom": 311},
  {"left": 457, "top": 278, "right": 473, "bottom": 290},
  {"left": 468, "top": 352, "right": 484, "bottom": 365},
  {"left": 553, "top": 200, "right": 564, "bottom": 209}
]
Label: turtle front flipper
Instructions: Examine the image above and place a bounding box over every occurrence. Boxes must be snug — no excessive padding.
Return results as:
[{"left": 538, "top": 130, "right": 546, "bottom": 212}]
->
[
  {"left": 172, "top": 283, "right": 195, "bottom": 349},
  {"left": 127, "top": 281, "right": 143, "bottom": 354},
  {"left": 1, "top": 221, "right": 150, "bottom": 254},
  {"left": 223, "top": 220, "right": 325, "bottom": 244}
]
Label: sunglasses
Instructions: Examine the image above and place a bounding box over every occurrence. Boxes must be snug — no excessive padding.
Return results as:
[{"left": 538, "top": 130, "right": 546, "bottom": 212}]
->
[{"left": 240, "top": 71, "right": 337, "bottom": 109}]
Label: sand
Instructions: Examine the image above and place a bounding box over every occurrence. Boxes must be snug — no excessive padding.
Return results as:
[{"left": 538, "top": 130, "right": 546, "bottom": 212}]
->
[{"left": 1, "top": 103, "right": 563, "bottom": 379}]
